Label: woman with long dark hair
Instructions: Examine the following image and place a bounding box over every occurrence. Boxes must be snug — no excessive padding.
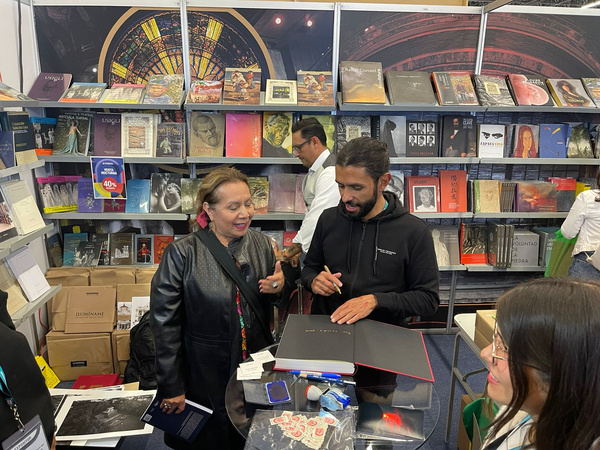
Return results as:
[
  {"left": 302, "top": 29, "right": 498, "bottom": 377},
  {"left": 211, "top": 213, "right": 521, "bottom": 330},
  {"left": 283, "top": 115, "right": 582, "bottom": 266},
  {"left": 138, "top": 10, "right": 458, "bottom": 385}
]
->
[
  {"left": 513, "top": 125, "right": 537, "bottom": 158},
  {"left": 481, "top": 277, "right": 600, "bottom": 449}
]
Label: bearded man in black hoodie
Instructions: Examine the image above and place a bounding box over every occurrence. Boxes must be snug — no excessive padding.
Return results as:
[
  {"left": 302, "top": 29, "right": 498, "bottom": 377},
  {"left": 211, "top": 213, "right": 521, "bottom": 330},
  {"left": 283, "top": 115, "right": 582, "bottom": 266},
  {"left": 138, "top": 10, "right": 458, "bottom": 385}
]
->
[{"left": 302, "top": 137, "right": 439, "bottom": 326}]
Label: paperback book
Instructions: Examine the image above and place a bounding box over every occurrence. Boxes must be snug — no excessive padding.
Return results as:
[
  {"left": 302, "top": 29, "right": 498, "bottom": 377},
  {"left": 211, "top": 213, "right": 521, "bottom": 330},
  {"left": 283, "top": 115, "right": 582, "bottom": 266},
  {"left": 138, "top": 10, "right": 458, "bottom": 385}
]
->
[
  {"left": 189, "top": 112, "right": 225, "bottom": 157},
  {"left": 222, "top": 68, "right": 261, "bottom": 105},
  {"left": 5, "top": 247, "right": 51, "bottom": 302},
  {"left": 156, "top": 122, "right": 185, "bottom": 158},
  {"left": 93, "top": 113, "right": 121, "bottom": 157},
  {"left": 59, "top": 82, "right": 106, "bottom": 103},
  {"left": 27, "top": 73, "right": 72, "bottom": 101},
  {"left": 30, "top": 117, "right": 57, "bottom": 154},
  {"left": 63, "top": 233, "right": 88, "bottom": 266},
  {"left": 0, "top": 111, "right": 36, "bottom": 165},
  {"left": 0, "top": 82, "right": 34, "bottom": 101},
  {"left": 150, "top": 173, "right": 182, "bottom": 213},
  {"left": 339, "top": 61, "right": 386, "bottom": 104},
  {"left": 0, "top": 131, "right": 15, "bottom": 169},
  {"left": 135, "top": 235, "right": 154, "bottom": 265},
  {"left": 0, "top": 180, "right": 45, "bottom": 235},
  {"left": 186, "top": 79, "right": 223, "bottom": 104},
  {"left": 125, "top": 179, "right": 151, "bottom": 214},
  {"left": 109, "top": 233, "right": 135, "bottom": 265},
  {"left": 296, "top": 70, "right": 334, "bottom": 106},
  {"left": 73, "top": 241, "right": 102, "bottom": 267},
  {"left": 473, "top": 74, "right": 515, "bottom": 107},
  {"left": 53, "top": 112, "right": 93, "bottom": 156},
  {"left": 121, "top": 113, "right": 157, "bottom": 158},
  {"left": 77, "top": 178, "right": 103, "bottom": 213},
  {"left": 154, "top": 235, "right": 174, "bottom": 264},
  {"left": 143, "top": 74, "right": 184, "bottom": 105},
  {"left": 0, "top": 189, "right": 18, "bottom": 243},
  {"left": 384, "top": 70, "right": 437, "bottom": 106}
]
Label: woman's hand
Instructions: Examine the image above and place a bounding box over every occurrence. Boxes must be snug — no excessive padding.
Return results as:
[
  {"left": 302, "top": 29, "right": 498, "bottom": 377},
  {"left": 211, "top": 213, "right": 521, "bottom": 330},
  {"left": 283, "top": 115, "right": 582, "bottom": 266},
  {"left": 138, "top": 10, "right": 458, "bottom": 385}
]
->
[
  {"left": 259, "top": 261, "right": 284, "bottom": 294},
  {"left": 161, "top": 394, "right": 186, "bottom": 414}
]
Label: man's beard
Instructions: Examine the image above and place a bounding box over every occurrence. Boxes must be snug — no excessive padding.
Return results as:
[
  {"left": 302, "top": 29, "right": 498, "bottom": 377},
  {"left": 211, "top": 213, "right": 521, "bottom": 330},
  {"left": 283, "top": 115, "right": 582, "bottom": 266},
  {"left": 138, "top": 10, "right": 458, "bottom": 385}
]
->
[{"left": 343, "top": 186, "right": 378, "bottom": 219}]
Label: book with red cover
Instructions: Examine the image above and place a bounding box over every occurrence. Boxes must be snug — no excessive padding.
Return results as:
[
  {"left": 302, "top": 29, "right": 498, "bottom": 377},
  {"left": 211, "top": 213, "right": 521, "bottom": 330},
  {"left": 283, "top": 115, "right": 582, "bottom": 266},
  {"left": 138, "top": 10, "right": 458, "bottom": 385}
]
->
[
  {"left": 274, "top": 314, "right": 434, "bottom": 381},
  {"left": 72, "top": 374, "right": 121, "bottom": 389},
  {"left": 283, "top": 231, "right": 298, "bottom": 249},
  {"left": 405, "top": 176, "right": 440, "bottom": 213},
  {"left": 460, "top": 223, "right": 488, "bottom": 264},
  {"left": 546, "top": 177, "right": 575, "bottom": 212},
  {"left": 506, "top": 74, "right": 554, "bottom": 107},
  {"left": 103, "top": 198, "right": 126, "bottom": 212},
  {"left": 154, "top": 235, "right": 174, "bottom": 264},
  {"left": 225, "top": 113, "right": 262, "bottom": 157},
  {"left": 438, "top": 170, "right": 467, "bottom": 213},
  {"left": 514, "top": 181, "right": 557, "bottom": 212}
]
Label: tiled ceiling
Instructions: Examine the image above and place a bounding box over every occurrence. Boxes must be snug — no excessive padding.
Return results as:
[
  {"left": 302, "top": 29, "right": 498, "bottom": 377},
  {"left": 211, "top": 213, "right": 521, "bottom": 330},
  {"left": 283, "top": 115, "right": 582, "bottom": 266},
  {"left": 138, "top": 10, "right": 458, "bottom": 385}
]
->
[{"left": 469, "top": 0, "right": 590, "bottom": 6}]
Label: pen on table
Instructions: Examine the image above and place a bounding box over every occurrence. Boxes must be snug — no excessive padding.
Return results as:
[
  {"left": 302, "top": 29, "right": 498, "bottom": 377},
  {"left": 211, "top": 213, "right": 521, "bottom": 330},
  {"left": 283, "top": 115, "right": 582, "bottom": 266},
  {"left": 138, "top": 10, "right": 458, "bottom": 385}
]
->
[
  {"left": 289, "top": 370, "right": 341, "bottom": 379},
  {"left": 323, "top": 265, "right": 342, "bottom": 295},
  {"left": 291, "top": 372, "right": 356, "bottom": 385}
]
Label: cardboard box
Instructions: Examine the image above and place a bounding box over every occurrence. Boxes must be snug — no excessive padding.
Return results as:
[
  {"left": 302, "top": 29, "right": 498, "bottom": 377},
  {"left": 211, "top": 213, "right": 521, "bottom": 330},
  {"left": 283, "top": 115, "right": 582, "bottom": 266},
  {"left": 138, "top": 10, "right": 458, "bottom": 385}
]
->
[
  {"left": 112, "top": 329, "right": 130, "bottom": 376},
  {"left": 64, "top": 286, "right": 116, "bottom": 333},
  {"left": 47, "top": 288, "right": 69, "bottom": 331},
  {"left": 475, "top": 309, "right": 496, "bottom": 350},
  {"left": 45, "top": 267, "right": 90, "bottom": 286},
  {"left": 135, "top": 267, "right": 157, "bottom": 284},
  {"left": 47, "top": 331, "right": 113, "bottom": 381},
  {"left": 90, "top": 267, "right": 136, "bottom": 287},
  {"left": 458, "top": 394, "right": 483, "bottom": 450}
]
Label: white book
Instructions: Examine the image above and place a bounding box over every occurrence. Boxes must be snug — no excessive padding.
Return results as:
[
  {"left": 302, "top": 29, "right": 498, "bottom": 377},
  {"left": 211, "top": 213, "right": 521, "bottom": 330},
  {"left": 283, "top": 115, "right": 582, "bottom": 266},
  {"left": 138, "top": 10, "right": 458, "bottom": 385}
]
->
[
  {"left": 130, "top": 295, "right": 150, "bottom": 328},
  {"left": 477, "top": 124, "right": 506, "bottom": 158},
  {"left": 1, "top": 180, "right": 46, "bottom": 235},
  {"left": 5, "top": 246, "right": 51, "bottom": 302},
  {"left": 121, "top": 113, "right": 156, "bottom": 158}
]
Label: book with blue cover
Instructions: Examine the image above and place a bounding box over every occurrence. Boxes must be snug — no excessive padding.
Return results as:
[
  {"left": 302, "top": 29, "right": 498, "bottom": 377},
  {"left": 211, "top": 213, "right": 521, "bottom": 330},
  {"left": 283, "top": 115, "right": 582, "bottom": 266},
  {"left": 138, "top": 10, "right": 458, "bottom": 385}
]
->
[
  {"left": 63, "top": 233, "right": 88, "bottom": 266},
  {"left": 0, "top": 130, "right": 15, "bottom": 168},
  {"left": 125, "top": 179, "right": 151, "bottom": 213},
  {"left": 539, "top": 124, "right": 569, "bottom": 158},
  {"left": 77, "top": 178, "right": 103, "bottom": 213}
]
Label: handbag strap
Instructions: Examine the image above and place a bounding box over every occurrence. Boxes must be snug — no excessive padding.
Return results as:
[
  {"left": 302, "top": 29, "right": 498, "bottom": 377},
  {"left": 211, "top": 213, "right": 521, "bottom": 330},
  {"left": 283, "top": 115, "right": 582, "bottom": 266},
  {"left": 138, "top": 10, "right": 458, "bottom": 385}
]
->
[{"left": 195, "top": 228, "right": 274, "bottom": 345}]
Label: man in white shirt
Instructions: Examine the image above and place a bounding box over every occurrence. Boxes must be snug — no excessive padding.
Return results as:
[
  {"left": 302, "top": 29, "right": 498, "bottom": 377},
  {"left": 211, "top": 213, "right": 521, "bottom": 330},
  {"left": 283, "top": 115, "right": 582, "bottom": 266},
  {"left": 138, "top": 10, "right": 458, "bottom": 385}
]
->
[{"left": 283, "top": 118, "right": 340, "bottom": 265}]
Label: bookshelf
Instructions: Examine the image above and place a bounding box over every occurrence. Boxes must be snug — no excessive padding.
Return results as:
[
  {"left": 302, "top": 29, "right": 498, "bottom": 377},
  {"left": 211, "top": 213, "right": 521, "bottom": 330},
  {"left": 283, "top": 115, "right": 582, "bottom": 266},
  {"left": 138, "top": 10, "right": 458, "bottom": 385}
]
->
[{"left": 11, "top": 284, "right": 62, "bottom": 328}]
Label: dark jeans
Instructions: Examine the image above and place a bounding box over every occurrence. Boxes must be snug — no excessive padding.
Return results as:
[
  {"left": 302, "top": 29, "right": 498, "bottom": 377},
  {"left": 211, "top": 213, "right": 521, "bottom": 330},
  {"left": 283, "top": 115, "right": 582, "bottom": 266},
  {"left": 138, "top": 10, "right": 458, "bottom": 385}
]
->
[{"left": 568, "top": 252, "right": 600, "bottom": 280}]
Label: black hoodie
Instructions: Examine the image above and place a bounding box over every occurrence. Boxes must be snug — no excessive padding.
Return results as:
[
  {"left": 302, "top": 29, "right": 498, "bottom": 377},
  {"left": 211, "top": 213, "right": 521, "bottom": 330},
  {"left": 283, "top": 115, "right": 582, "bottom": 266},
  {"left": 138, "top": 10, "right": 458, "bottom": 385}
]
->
[{"left": 302, "top": 192, "right": 439, "bottom": 325}]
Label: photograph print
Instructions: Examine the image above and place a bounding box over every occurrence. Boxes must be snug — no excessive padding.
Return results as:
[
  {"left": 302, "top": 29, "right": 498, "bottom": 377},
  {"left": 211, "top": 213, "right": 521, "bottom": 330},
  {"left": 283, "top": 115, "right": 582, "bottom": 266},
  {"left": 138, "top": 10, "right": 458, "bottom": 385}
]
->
[
  {"left": 413, "top": 185, "right": 438, "bottom": 212},
  {"left": 150, "top": 173, "right": 182, "bottom": 214}
]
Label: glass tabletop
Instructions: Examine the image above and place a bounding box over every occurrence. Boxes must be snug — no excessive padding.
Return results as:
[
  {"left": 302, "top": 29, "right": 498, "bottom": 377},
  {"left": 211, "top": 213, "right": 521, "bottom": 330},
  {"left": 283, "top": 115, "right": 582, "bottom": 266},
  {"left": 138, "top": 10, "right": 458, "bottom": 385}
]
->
[{"left": 225, "top": 345, "right": 440, "bottom": 449}]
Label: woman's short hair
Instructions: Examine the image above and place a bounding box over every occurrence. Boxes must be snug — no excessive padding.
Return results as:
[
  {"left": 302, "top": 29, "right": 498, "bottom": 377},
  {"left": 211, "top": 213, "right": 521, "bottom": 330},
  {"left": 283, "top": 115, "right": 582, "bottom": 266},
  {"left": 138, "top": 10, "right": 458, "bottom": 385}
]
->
[
  {"left": 194, "top": 167, "right": 248, "bottom": 214},
  {"left": 491, "top": 277, "right": 600, "bottom": 449}
]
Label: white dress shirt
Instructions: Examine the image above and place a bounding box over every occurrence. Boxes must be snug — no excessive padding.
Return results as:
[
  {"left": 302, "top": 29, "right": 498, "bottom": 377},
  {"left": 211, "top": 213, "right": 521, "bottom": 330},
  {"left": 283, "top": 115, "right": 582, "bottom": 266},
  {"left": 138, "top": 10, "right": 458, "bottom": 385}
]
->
[
  {"left": 293, "top": 150, "right": 340, "bottom": 253},
  {"left": 561, "top": 189, "right": 600, "bottom": 256}
]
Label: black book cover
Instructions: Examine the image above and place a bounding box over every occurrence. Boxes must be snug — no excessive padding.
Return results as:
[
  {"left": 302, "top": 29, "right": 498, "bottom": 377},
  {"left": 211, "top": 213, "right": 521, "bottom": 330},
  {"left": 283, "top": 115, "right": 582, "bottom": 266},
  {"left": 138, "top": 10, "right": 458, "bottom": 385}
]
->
[
  {"left": 474, "top": 75, "right": 515, "bottom": 107},
  {"left": 406, "top": 121, "right": 437, "bottom": 157},
  {"left": 384, "top": 71, "right": 437, "bottom": 106},
  {"left": 440, "top": 115, "right": 477, "bottom": 157},
  {"left": 109, "top": 233, "right": 135, "bottom": 265}
]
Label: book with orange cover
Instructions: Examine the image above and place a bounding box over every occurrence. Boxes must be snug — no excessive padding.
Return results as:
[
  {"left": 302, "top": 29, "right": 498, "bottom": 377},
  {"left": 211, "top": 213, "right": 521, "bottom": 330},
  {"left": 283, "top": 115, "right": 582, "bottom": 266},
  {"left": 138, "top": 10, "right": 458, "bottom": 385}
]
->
[
  {"left": 432, "top": 72, "right": 478, "bottom": 106},
  {"left": 460, "top": 223, "right": 488, "bottom": 264},
  {"left": 225, "top": 113, "right": 262, "bottom": 157},
  {"left": 154, "top": 235, "right": 174, "bottom": 264},
  {"left": 72, "top": 373, "right": 121, "bottom": 389},
  {"left": 405, "top": 176, "right": 440, "bottom": 213},
  {"left": 222, "top": 68, "right": 261, "bottom": 105},
  {"left": 438, "top": 170, "right": 467, "bottom": 213}
]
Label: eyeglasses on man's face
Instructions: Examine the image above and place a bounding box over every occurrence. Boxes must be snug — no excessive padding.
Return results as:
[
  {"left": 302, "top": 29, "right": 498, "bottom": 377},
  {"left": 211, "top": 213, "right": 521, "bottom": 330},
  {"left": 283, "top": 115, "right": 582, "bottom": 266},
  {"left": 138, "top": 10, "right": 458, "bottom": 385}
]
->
[
  {"left": 292, "top": 138, "right": 311, "bottom": 154},
  {"left": 492, "top": 322, "right": 509, "bottom": 364}
]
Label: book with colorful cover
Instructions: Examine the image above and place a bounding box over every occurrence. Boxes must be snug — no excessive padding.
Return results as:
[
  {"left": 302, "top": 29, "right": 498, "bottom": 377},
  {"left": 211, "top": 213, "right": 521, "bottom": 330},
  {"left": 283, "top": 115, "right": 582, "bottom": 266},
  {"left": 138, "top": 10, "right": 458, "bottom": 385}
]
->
[
  {"left": 262, "top": 112, "right": 293, "bottom": 157},
  {"left": 36, "top": 176, "right": 71, "bottom": 213},
  {"left": 339, "top": 61, "right": 386, "bottom": 104},
  {"left": 301, "top": 114, "right": 336, "bottom": 153},
  {"left": 156, "top": 122, "right": 185, "bottom": 158},
  {"left": 405, "top": 176, "right": 439, "bottom": 213},
  {"left": 135, "top": 234, "right": 154, "bottom": 265},
  {"left": 53, "top": 112, "right": 93, "bottom": 156},
  {"left": 384, "top": 71, "right": 437, "bottom": 106},
  {"left": 59, "top": 82, "right": 106, "bottom": 102},
  {"left": 103, "top": 198, "right": 126, "bottom": 212},
  {"left": 460, "top": 223, "right": 488, "bottom": 265},
  {"left": 0, "top": 131, "right": 15, "bottom": 169},
  {"left": 510, "top": 124, "right": 539, "bottom": 158},
  {"left": 538, "top": 124, "right": 569, "bottom": 158},
  {"left": 225, "top": 113, "right": 262, "bottom": 157},
  {"left": 125, "top": 179, "right": 151, "bottom": 214},
  {"left": 0, "top": 82, "right": 33, "bottom": 101},
  {"left": 222, "top": 68, "right": 261, "bottom": 105},
  {"left": 247, "top": 177, "right": 269, "bottom": 214},
  {"left": 186, "top": 79, "right": 223, "bottom": 104},
  {"left": 143, "top": 74, "right": 184, "bottom": 105},
  {"left": 99, "top": 83, "right": 145, "bottom": 104},
  {"left": 473, "top": 75, "right": 515, "bottom": 107},
  {"left": 63, "top": 232, "right": 88, "bottom": 266},
  {"left": 515, "top": 181, "right": 557, "bottom": 212},
  {"left": 189, "top": 112, "right": 225, "bottom": 157},
  {"left": 546, "top": 79, "right": 593, "bottom": 108},
  {"left": 296, "top": 71, "right": 334, "bottom": 107},
  {"left": 477, "top": 124, "right": 506, "bottom": 158},
  {"left": 546, "top": 177, "right": 576, "bottom": 212},
  {"left": 121, "top": 113, "right": 156, "bottom": 158},
  {"left": 439, "top": 170, "right": 467, "bottom": 213},
  {"left": 77, "top": 178, "right": 103, "bottom": 213},
  {"left": 268, "top": 174, "right": 297, "bottom": 213},
  {"left": 432, "top": 72, "right": 477, "bottom": 106},
  {"left": 581, "top": 77, "right": 600, "bottom": 108},
  {"left": 181, "top": 178, "right": 203, "bottom": 215},
  {"left": 154, "top": 235, "right": 174, "bottom": 264},
  {"left": 93, "top": 113, "right": 121, "bottom": 157},
  {"left": 27, "top": 72, "right": 72, "bottom": 101},
  {"left": 29, "top": 116, "right": 56, "bottom": 156},
  {"left": 406, "top": 121, "right": 437, "bottom": 157},
  {"left": 506, "top": 74, "right": 554, "bottom": 106}
]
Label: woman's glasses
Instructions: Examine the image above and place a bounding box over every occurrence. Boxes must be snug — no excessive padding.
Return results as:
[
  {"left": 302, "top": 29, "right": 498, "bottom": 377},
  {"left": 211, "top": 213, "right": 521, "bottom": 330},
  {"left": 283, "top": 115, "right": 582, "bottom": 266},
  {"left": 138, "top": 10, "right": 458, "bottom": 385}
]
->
[{"left": 492, "top": 322, "right": 509, "bottom": 364}]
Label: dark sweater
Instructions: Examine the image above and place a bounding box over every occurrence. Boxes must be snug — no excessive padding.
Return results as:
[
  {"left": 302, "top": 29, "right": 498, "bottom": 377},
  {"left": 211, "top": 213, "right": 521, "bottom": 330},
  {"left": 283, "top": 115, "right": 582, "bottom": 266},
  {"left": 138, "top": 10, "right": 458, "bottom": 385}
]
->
[{"left": 302, "top": 192, "right": 440, "bottom": 325}]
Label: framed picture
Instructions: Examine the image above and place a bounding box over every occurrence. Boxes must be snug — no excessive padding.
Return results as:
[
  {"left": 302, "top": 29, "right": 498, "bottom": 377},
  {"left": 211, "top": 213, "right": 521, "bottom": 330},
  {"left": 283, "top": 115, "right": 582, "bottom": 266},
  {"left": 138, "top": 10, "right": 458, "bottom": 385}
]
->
[{"left": 265, "top": 79, "right": 297, "bottom": 105}]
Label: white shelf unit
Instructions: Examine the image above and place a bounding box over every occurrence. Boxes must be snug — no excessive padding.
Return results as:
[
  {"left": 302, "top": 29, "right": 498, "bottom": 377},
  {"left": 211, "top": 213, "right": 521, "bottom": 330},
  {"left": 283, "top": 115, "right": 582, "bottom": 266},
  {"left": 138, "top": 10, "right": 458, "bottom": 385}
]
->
[
  {"left": 184, "top": 92, "right": 336, "bottom": 112},
  {"left": 36, "top": 99, "right": 184, "bottom": 111},
  {"left": 11, "top": 284, "right": 62, "bottom": 328},
  {"left": 43, "top": 212, "right": 189, "bottom": 221},
  {"left": 0, "top": 223, "right": 54, "bottom": 260}
]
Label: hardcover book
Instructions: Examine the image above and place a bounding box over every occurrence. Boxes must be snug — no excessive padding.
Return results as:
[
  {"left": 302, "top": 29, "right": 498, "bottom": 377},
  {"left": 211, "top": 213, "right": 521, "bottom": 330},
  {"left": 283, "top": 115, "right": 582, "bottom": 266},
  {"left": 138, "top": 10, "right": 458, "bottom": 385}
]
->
[
  {"left": 109, "top": 233, "right": 135, "bottom": 265},
  {"left": 546, "top": 79, "right": 593, "bottom": 107},
  {"left": 121, "top": 113, "right": 157, "bottom": 158},
  {"left": 510, "top": 124, "right": 539, "bottom": 158},
  {"left": 99, "top": 83, "right": 145, "bottom": 104},
  {"left": 59, "top": 82, "right": 106, "bottom": 102},
  {"left": 511, "top": 230, "right": 539, "bottom": 267},
  {"left": 27, "top": 73, "right": 72, "bottom": 101},
  {"left": 487, "top": 222, "right": 505, "bottom": 267},
  {"left": 0, "top": 82, "right": 34, "bottom": 101},
  {"left": 186, "top": 79, "right": 223, "bottom": 104},
  {"left": 385, "top": 170, "right": 404, "bottom": 206},
  {"left": 460, "top": 223, "right": 488, "bottom": 265},
  {"left": 302, "top": 114, "right": 336, "bottom": 153},
  {"left": 150, "top": 173, "right": 182, "bottom": 214},
  {"left": 438, "top": 170, "right": 467, "bottom": 213},
  {"left": 473, "top": 179, "right": 500, "bottom": 213},
  {"left": 225, "top": 113, "right": 262, "bottom": 157},
  {"left": 581, "top": 77, "right": 600, "bottom": 107},
  {"left": 506, "top": 74, "right": 554, "bottom": 106},
  {"left": 1, "top": 180, "right": 45, "bottom": 235},
  {"left": 141, "top": 395, "right": 212, "bottom": 443},
  {"left": 379, "top": 116, "right": 406, "bottom": 157},
  {"left": 262, "top": 111, "right": 293, "bottom": 157},
  {"left": 63, "top": 233, "right": 88, "bottom": 266},
  {"left": 222, "top": 68, "right": 261, "bottom": 105},
  {"left": 473, "top": 74, "right": 516, "bottom": 107},
  {"left": 189, "top": 112, "right": 225, "bottom": 157},
  {"left": 500, "top": 181, "right": 517, "bottom": 212},
  {"left": 274, "top": 314, "right": 434, "bottom": 381},
  {"left": 432, "top": 71, "right": 478, "bottom": 106},
  {"left": 295, "top": 175, "right": 306, "bottom": 214},
  {"left": 77, "top": 178, "right": 103, "bottom": 213},
  {"left": 0, "top": 111, "right": 36, "bottom": 165},
  {"left": 125, "top": 179, "right": 151, "bottom": 214},
  {"left": 339, "top": 61, "right": 386, "bottom": 104},
  {"left": 247, "top": 177, "right": 269, "bottom": 214},
  {"left": 154, "top": 235, "right": 174, "bottom": 264},
  {"left": 440, "top": 115, "right": 477, "bottom": 157},
  {"left": 0, "top": 189, "right": 18, "bottom": 243},
  {"left": 156, "top": 122, "right": 185, "bottom": 158},
  {"left": 93, "top": 113, "right": 121, "bottom": 157},
  {"left": 181, "top": 178, "right": 203, "bottom": 215},
  {"left": 477, "top": 124, "right": 506, "bottom": 158},
  {"left": 429, "top": 226, "right": 460, "bottom": 267},
  {"left": 532, "top": 227, "right": 559, "bottom": 267},
  {"left": 515, "top": 181, "right": 557, "bottom": 212},
  {"left": 384, "top": 70, "right": 437, "bottom": 106},
  {"left": 336, "top": 115, "right": 371, "bottom": 151},
  {"left": 406, "top": 121, "right": 437, "bottom": 157},
  {"left": 91, "top": 233, "right": 110, "bottom": 266},
  {"left": 296, "top": 70, "right": 334, "bottom": 106},
  {"left": 538, "top": 123, "right": 568, "bottom": 158},
  {"left": 45, "top": 233, "right": 63, "bottom": 268},
  {"left": 0, "top": 131, "right": 15, "bottom": 169},
  {"left": 546, "top": 177, "right": 576, "bottom": 211},
  {"left": 53, "top": 112, "right": 93, "bottom": 156},
  {"left": 135, "top": 234, "right": 154, "bottom": 265},
  {"left": 267, "top": 173, "right": 297, "bottom": 213},
  {"left": 405, "top": 175, "right": 439, "bottom": 213},
  {"left": 143, "top": 74, "right": 184, "bottom": 105},
  {"left": 567, "top": 123, "right": 594, "bottom": 158}
]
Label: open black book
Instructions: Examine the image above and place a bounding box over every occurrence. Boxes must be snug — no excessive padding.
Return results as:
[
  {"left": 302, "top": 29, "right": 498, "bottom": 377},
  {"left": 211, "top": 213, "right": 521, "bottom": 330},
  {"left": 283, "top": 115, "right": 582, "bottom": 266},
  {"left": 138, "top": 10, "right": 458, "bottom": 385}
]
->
[
  {"left": 140, "top": 395, "right": 212, "bottom": 443},
  {"left": 274, "top": 314, "right": 434, "bottom": 382}
]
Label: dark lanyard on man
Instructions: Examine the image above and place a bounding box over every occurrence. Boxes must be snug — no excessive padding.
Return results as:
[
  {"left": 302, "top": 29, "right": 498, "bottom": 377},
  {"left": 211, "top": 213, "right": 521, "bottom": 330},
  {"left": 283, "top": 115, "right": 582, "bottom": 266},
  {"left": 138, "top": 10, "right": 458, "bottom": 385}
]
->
[{"left": 0, "top": 364, "right": 25, "bottom": 430}]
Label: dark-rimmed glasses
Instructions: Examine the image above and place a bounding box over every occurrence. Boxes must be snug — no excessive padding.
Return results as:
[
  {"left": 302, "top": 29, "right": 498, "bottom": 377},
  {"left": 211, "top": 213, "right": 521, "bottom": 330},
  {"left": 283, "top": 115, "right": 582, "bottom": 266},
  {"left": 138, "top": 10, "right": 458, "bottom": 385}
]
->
[{"left": 292, "top": 138, "right": 311, "bottom": 154}]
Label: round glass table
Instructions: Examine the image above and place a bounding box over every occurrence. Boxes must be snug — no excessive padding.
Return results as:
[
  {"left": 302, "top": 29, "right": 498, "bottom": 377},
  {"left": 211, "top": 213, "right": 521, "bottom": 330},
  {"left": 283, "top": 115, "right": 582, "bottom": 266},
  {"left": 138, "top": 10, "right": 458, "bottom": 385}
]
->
[{"left": 225, "top": 345, "right": 440, "bottom": 449}]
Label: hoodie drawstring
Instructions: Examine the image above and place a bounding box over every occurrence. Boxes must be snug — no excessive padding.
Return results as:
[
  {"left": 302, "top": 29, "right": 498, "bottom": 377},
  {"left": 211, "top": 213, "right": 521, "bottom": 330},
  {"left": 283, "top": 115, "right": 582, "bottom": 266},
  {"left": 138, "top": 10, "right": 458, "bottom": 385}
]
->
[{"left": 373, "top": 221, "right": 380, "bottom": 276}]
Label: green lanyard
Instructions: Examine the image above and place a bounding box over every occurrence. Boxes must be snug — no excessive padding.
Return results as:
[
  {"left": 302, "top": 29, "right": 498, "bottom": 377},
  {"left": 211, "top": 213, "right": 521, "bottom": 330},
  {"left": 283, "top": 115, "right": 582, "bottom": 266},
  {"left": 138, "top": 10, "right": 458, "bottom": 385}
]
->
[{"left": 0, "top": 364, "right": 24, "bottom": 430}]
